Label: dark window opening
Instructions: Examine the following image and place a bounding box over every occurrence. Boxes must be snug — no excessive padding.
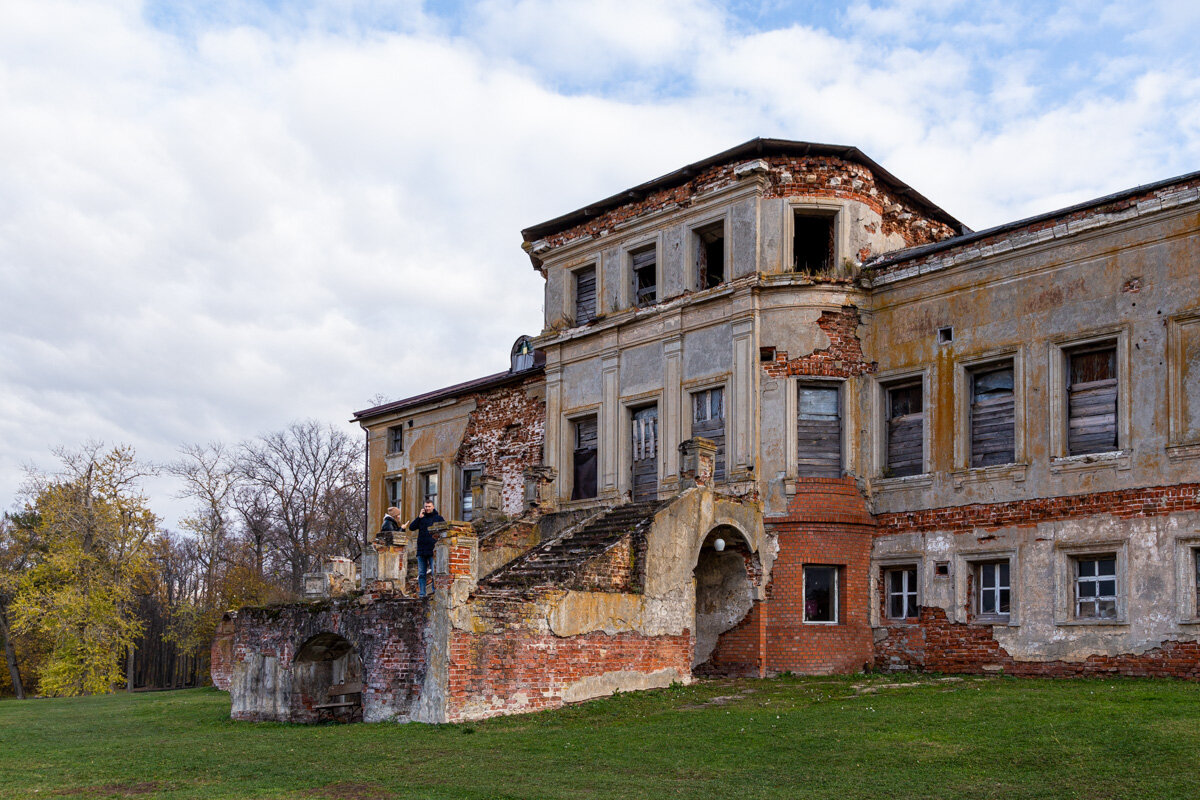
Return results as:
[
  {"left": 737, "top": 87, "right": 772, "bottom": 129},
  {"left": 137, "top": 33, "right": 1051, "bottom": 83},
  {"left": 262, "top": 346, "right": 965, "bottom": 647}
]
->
[
  {"left": 574, "top": 266, "right": 596, "bottom": 325},
  {"left": 1067, "top": 344, "right": 1117, "bottom": 455},
  {"left": 886, "top": 381, "right": 924, "bottom": 477},
  {"left": 970, "top": 363, "right": 1015, "bottom": 467},
  {"left": 793, "top": 212, "right": 835, "bottom": 275},
  {"left": 387, "top": 425, "right": 403, "bottom": 454},
  {"left": 797, "top": 383, "right": 842, "bottom": 478},
  {"left": 631, "top": 246, "right": 657, "bottom": 307},
  {"left": 938, "top": 326, "right": 954, "bottom": 344},
  {"left": 460, "top": 466, "right": 482, "bottom": 522},
  {"left": 885, "top": 566, "right": 918, "bottom": 619},
  {"left": 804, "top": 565, "right": 839, "bottom": 623},
  {"left": 760, "top": 346, "right": 776, "bottom": 363},
  {"left": 571, "top": 416, "right": 598, "bottom": 501},
  {"left": 695, "top": 222, "right": 725, "bottom": 290},
  {"left": 691, "top": 387, "right": 725, "bottom": 481}
]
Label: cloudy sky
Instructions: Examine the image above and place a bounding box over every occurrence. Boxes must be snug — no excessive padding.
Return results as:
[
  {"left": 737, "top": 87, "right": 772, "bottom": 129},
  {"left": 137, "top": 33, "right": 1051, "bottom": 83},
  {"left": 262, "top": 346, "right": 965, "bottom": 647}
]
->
[{"left": 3, "top": 0, "right": 1199, "bottom": 527}]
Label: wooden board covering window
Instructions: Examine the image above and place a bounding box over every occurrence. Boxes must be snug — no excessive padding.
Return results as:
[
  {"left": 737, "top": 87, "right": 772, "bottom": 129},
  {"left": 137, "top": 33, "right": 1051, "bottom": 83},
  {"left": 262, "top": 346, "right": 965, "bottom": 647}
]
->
[
  {"left": 1068, "top": 347, "right": 1117, "bottom": 455},
  {"left": 574, "top": 266, "right": 596, "bottom": 325},
  {"left": 970, "top": 364, "right": 1015, "bottom": 467},
  {"left": 797, "top": 384, "right": 841, "bottom": 478},
  {"left": 631, "top": 405, "right": 658, "bottom": 502},
  {"left": 571, "top": 417, "right": 598, "bottom": 500},
  {"left": 887, "top": 383, "right": 923, "bottom": 477},
  {"left": 691, "top": 388, "right": 725, "bottom": 481},
  {"left": 632, "top": 248, "right": 657, "bottom": 306}
]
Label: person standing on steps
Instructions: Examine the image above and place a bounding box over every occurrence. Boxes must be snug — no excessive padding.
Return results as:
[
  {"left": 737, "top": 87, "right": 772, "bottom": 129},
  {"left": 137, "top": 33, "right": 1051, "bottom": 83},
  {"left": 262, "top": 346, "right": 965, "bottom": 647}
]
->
[
  {"left": 378, "top": 506, "right": 402, "bottom": 545},
  {"left": 408, "top": 500, "right": 444, "bottom": 598}
]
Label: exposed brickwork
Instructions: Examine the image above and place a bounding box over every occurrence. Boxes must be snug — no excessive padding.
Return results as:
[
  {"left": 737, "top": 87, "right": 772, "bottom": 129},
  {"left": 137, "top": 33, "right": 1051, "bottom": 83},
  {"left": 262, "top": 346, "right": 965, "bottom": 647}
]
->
[
  {"left": 541, "top": 157, "right": 955, "bottom": 254},
  {"left": 875, "top": 483, "right": 1200, "bottom": 535},
  {"left": 876, "top": 607, "right": 1200, "bottom": 679},
  {"left": 761, "top": 307, "right": 876, "bottom": 380},
  {"left": 456, "top": 376, "right": 545, "bottom": 516},
  {"left": 703, "top": 601, "right": 766, "bottom": 678},
  {"left": 571, "top": 535, "right": 635, "bottom": 592},
  {"left": 444, "top": 629, "right": 691, "bottom": 721}
]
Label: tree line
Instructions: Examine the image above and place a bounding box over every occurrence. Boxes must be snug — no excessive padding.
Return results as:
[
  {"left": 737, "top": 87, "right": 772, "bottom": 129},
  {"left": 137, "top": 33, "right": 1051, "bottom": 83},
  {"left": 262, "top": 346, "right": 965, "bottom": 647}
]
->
[{"left": 0, "top": 420, "right": 364, "bottom": 698}]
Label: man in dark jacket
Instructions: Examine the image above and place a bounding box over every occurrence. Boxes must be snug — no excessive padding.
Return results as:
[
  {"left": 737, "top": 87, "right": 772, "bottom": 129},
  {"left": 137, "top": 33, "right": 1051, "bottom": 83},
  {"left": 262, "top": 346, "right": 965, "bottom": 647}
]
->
[{"left": 408, "top": 500, "right": 444, "bottom": 598}]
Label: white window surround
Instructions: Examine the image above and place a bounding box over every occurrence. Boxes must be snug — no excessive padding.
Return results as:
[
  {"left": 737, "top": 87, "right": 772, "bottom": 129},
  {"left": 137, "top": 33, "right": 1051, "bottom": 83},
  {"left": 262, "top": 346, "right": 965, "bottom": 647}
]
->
[
  {"left": 781, "top": 198, "right": 849, "bottom": 277},
  {"left": 1047, "top": 327, "right": 1131, "bottom": 464},
  {"left": 953, "top": 349, "right": 1025, "bottom": 472},
  {"left": 784, "top": 375, "right": 849, "bottom": 486},
  {"left": 1174, "top": 535, "right": 1200, "bottom": 624},
  {"left": 802, "top": 564, "right": 841, "bottom": 624},
  {"left": 1053, "top": 539, "right": 1128, "bottom": 626},
  {"left": 954, "top": 548, "right": 1020, "bottom": 626},
  {"left": 872, "top": 368, "right": 932, "bottom": 484},
  {"left": 686, "top": 210, "right": 733, "bottom": 292}
]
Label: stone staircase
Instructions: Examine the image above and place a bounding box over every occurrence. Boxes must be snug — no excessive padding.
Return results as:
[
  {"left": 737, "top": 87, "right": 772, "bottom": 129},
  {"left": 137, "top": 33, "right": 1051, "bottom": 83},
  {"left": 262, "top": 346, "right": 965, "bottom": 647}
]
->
[{"left": 480, "top": 500, "right": 665, "bottom": 591}]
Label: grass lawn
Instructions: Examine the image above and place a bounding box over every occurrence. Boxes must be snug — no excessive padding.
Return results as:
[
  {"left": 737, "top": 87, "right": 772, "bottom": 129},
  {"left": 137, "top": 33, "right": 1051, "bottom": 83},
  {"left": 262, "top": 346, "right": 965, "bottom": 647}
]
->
[{"left": 0, "top": 674, "right": 1198, "bottom": 799}]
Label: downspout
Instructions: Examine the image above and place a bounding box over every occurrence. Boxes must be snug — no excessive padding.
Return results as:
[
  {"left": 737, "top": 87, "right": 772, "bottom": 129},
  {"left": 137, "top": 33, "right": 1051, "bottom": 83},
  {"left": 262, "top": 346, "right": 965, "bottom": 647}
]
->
[{"left": 362, "top": 427, "right": 370, "bottom": 554}]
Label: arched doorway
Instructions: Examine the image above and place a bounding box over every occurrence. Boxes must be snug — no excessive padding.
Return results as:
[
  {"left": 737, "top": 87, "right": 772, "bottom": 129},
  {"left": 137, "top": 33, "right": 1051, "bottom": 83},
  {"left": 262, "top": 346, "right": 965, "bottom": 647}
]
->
[
  {"left": 292, "top": 632, "right": 363, "bottom": 722},
  {"left": 692, "top": 525, "right": 758, "bottom": 675}
]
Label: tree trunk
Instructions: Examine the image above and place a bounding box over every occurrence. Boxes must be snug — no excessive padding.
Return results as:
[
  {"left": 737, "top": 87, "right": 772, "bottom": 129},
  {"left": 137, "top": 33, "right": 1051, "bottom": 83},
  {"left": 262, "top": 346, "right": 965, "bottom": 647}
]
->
[
  {"left": 0, "top": 603, "right": 26, "bottom": 699},
  {"left": 125, "top": 644, "right": 134, "bottom": 692}
]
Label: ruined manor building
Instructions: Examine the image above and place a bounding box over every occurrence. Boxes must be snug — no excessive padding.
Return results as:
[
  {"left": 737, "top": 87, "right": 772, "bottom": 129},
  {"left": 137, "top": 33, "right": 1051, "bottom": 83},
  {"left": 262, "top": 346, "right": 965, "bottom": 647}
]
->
[{"left": 217, "top": 139, "right": 1200, "bottom": 723}]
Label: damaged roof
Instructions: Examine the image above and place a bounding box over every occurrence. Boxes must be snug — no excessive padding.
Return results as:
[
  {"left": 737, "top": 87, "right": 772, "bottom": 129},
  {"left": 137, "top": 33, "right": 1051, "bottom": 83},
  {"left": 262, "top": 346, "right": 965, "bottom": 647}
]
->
[
  {"left": 352, "top": 361, "right": 543, "bottom": 424},
  {"left": 520, "top": 137, "right": 969, "bottom": 245}
]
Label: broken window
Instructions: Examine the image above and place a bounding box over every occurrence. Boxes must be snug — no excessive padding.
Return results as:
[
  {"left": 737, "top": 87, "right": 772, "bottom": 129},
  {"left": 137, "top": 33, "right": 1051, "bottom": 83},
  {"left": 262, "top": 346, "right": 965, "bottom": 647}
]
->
[
  {"left": 1067, "top": 345, "right": 1118, "bottom": 455},
  {"left": 970, "top": 363, "right": 1015, "bottom": 467},
  {"left": 885, "top": 566, "right": 918, "bottom": 620},
  {"left": 631, "top": 246, "right": 657, "bottom": 307},
  {"left": 691, "top": 387, "right": 725, "bottom": 481},
  {"left": 571, "top": 416, "right": 598, "bottom": 501},
  {"left": 797, "top": 383, "right": 842, "bottom": 478},
  {"left": 885, "top": 381, "right": 924, "bottom": 477},
  {"left": 976, "top": 561, "right": 1010, "bottom": 619},
  {"left": 793, "top": 211, "right": 835, "bottom": 275},
  {"left": 1074, "top": 555, "right": 1118, "bottom": 620},
  {"left": 694, "top": 221, "right": 725, "bottom": 290},
  {"left": 387, "top": 425, "right": 403, "bottom": 454},
  {"left": 386, "top": 476, "right": 403, "bottom": 513},
  {"left": 803, "top": 565, "right": 839, "bottom": 623},
  {"left": 459, "top": 466, "right": 482, "bottom": 522},
  {"left": 419, "top": 469, "right": 439, "bottom": 507},
  {"left": 574, "top": 265, "right": 597, "bottom": 325}
]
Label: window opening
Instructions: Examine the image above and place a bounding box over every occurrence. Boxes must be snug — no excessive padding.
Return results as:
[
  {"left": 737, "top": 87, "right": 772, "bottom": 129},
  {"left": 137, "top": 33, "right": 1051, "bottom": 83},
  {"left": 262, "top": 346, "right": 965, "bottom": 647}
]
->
[
  {"left": 571, "top": 416, "right": 598, "bottom": 501},
  {"left": 691, "top": 387, "right": 725, "bottom": 481},
  {"left": 459, "top": 466, "right": 482, "bottom": 522},
  {"left": 885, "top": 566, "right": 918, "bottom": 619},
  {"left": 574, "top": 266, "right": 597, "bottom": 325},
  {"left": 387, "top": 425, "right": 403, "bottom": 454},
  {"left": 1075, "top": 555, "right": 1117, "bottom": 620},
  {"left": 386, "top": 477, "right": 403, "bottom": 515},
  {"left": 886, "top": 382, "right": 923, "bottom": 477},
  {"left": 631, "top": 246, "right": 657, "bottom": 307},
  {"left": 970, "top": 363, "right": 1015, "bottom": 467},
  {"left": 419, "top": 470, "right": 439, "bottom": 507},
  {"left": 804, "top": 565, "right": 839, "bottom": 623},
  {"left": 793, "top": 212, "right": 835, "bottom": 275},
  {"left": 797, "top": 383, "right": 842, "bottom": 478},
  {"left": 1067, "top": 345, "right": 1117, "bottom": 455},
  {"left": 694, "top": 221, "right": 725, "bottom": 290},
  {"left": 631, "top": 405, "right": 659, "bottom": 502},
  {"left": 977, "top": 561, "right": 1010, "bottom": 617},
  {"left": 938, "top": 326, "right": 954, "bottom": 344}
]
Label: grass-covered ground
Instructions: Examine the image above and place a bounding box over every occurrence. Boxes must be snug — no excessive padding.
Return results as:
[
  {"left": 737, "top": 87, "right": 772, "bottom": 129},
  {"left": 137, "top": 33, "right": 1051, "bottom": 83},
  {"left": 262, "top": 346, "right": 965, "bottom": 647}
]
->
[{"left": 1, "top": 674, "right": 1198, "bottom": 799}]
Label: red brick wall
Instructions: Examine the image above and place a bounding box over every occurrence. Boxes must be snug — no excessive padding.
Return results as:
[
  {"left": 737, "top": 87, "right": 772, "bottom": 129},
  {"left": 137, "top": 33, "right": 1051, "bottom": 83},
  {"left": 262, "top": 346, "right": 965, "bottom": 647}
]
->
[
  {"left": 456, "top": 377, "right": 545, "bottom": 516},
  {"left": 760, "top": 307, "right": 876, "bottom": 381},
  {"left": 445, "top": 629, "right": 691, "bottom": 721},
  {"left": 876, "top": 607, "right": 1200, "bottom": 679}
]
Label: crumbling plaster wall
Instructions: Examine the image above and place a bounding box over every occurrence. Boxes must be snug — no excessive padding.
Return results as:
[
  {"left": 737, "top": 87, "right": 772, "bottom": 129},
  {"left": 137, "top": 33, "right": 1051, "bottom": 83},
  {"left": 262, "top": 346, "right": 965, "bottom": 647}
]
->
[{"left": 455, "top": 378, "right": 546, "bottom": 516}]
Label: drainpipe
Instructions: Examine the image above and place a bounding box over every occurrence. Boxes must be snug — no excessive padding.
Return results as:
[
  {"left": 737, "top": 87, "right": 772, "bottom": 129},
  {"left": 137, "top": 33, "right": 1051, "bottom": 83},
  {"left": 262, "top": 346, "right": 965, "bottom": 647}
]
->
[{"left": 362, "top": 427, "right": 370, "bottom": 553}]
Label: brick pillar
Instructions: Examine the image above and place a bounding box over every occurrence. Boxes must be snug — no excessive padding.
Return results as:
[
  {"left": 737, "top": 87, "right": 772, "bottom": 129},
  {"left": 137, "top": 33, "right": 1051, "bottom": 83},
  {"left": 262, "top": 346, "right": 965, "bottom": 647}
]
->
[
  {"left": 679, "top": 437, "right": 717, "bottom": 488},
  {"left": 433, "top": 521, "right": 478, "bottom": 596}
]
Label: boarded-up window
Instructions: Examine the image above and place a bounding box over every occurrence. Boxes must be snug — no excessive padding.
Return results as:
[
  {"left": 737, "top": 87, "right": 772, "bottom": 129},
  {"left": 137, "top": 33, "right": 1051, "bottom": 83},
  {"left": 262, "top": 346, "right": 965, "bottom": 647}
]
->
[
  {"left": 1067, "top": 345, "right": 1117, "bottom": 455},
  {"left": 631, "top": 405, "right": 658, "bottom": 502},
  {"left": 793, "top": 212, "right": 834, "bottom": 275},
  {"left": 886, "top": 382, "right": 923, "bottom": 477},
  {"left": 970, "top": 363, "right": 1015, "bottom": 467},
  {"left": 571, "top": 416, "right": 598, "bottom": 501},
  {"left": 631, "top": 246, "right": 657, "bottom": 307},
  {"left": 695, "top": 222, "right": 725, "bottom": 289},
  {"left": 691, "top": 387, "right": 725, "bottom": 481},
  {"left": 459, "top": 466, "right": 481, "bottom": 522},
  {"left": 797, "top": 383, "right": 842, "bottom": 478},
  {"left": 574, "top": 266, "right": 596, "bottom": 325}
]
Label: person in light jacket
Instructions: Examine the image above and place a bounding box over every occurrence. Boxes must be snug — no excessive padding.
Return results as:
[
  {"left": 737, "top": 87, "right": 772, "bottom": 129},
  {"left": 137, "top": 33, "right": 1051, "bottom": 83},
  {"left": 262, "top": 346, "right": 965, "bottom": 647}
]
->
[{"left": 408, "top": 500, "right": 444, "bottom": 598}]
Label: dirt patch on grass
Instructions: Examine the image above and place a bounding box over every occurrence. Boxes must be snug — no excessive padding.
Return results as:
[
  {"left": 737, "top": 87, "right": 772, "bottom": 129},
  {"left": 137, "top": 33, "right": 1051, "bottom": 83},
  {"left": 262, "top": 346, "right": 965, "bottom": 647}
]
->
[
  {"left": 302, "top": 782, "right": 390, "bottom": 800},
  {"left": 56, "top": 782, "right": 161, "bottom": 797}
]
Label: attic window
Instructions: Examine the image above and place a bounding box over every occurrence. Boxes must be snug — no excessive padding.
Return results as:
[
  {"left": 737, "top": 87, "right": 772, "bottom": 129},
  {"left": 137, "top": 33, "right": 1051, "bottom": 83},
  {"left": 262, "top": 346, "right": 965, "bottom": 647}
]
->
[
  {"left": 694, "top": 221, "right": 725, "bottom": 290},
  {"left": 511, "top": 337, "right": 535, "bottom": 372},
  {"left": 793, "top": 211, "right": 835, "bottom": 275},
  {"left": 631, "top": 246, "right": 657, "bottom": 307}
]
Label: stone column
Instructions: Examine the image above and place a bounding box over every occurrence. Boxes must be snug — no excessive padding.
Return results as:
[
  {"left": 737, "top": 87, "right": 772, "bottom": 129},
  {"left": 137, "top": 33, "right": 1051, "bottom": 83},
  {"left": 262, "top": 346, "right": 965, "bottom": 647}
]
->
[
  {"left": 600, "top": 349, "right": 621, "bottom": 498},
  {"left": 661, "top": 334, "right": 683, "bottom": 493},
  {"left": 544, "top": 364, "right": 564, "bottom": 500},
  {"left": 433, "top": 522, "right": 478, "bottom": 600},
  {"left": 523, "top": 465, "right": 558, "bottom": 513},
  {"left": 679, "top": 437, "right": 718, "bottom": 488},
  {"left": 730, "top": 316, "right": 757, "bottom": 480}
]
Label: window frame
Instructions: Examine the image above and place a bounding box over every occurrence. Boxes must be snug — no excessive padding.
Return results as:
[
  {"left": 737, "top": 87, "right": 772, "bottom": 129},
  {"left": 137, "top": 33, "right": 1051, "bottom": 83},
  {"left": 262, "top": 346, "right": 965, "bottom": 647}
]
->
[
  {"left": 385, "top": 474, "right": 404, "bottom": 521},
  {"left": 883, "top": 564, "right": 919, "bottom": 621},
  {"left": 459, "top": 464, "right": 483, "bottom": 522},
  {"left": 417, "top": 467, "right": 440, "bottom": 509},
  {"left": 689, "top": 385, "right": 726, "bottom": 482},
  {"left": 689, "top": 217, "right": 728, "bottom": 291},
  {"left": 974, "top": 560, "right": 1012, "bottom": 621},
  {"left": 568, "top": 412, "right": 599, "bottom": 501},
  {"left": 1054, "top": 541, "right": 1127, "bottom": 625},
  {"left": 1073, "top": 554, "right": 1119, "bottom": 621},
  {"left": 572, "top": 262, "right": 599, "bottom": 326},
  {"left": 802, "top": 564, "right": 841, "bottom": 625},
  {"left": 627, "top": 242, "right": 659, "bottom": 308},
  {"left": 386, "top": 425, "right": 404, "bottom": 455},
  {"left": 1048, "top": 329, "right": 1130, "bottom": 462},
  {"left": 881, "top": 375, "right": 926, "bottom": 479}
]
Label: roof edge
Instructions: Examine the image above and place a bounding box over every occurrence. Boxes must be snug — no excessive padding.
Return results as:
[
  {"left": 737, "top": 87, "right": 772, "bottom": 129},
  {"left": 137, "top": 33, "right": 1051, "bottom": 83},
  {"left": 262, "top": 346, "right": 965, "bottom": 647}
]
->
[{"left": 352, "top": 366, "right": 544, "bottom": 423}]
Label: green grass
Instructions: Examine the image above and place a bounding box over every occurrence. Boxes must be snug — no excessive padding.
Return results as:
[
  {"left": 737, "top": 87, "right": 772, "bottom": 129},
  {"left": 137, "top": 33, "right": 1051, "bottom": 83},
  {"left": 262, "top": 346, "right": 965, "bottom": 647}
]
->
[{"left": 1, "top": 674, "right": 1198, "bottom": 799}]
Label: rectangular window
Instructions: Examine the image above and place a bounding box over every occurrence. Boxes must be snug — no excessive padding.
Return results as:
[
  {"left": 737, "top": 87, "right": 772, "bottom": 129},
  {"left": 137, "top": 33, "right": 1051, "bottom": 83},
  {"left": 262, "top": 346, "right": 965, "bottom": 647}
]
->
[
  {"left": 419, "top": 469, "right": 439, "bottom": 507},
  {"left": 976, "top": 561, "right": 1011, "bottom": 618},
  {"left": 691, "top": 387, "right": 725, "bottom": 481},
  {"left": 571, "top": 416, "right": 598, "bottom": 501},
  {"left": 1074, "top": 555, "right": 1118, "bottom": 620},
  {"left": 793, "top": 212, "right": 835, "bottom": 275},
  {"left": 387, "top": 425, "right": 404, "bottom": 454},
  {"left": 459, "top": 466, "right": 482, "bottom": 522},
  {"left": 574, "top": 266, "right": 597, "bottom": 325},
  {"left": 694, "top": 221, "right": 725, "bottom": 289},
  {"left": 804, "top": 565, "right": 839, "bottom": 623},
  {"left": 885, "top": 566, "right": 918, "bottom": 619},
  {"left": 797, "top": 383, "right": 842, "bottom": 478},
  {"left": 631, "top": 246, "right": 657, "bottom": 307},
  {"left": 1067, "top": 345, "right": 1118, "bottom": 455},
  {"left": 970, "top": 363, "right": 1015, "bottom": 467},
  {"left": 886, "top": 381, "right": 924, "bottom": 477},
  {"left": 386, "top": 477, "right": 403, "bottom": 511}
]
